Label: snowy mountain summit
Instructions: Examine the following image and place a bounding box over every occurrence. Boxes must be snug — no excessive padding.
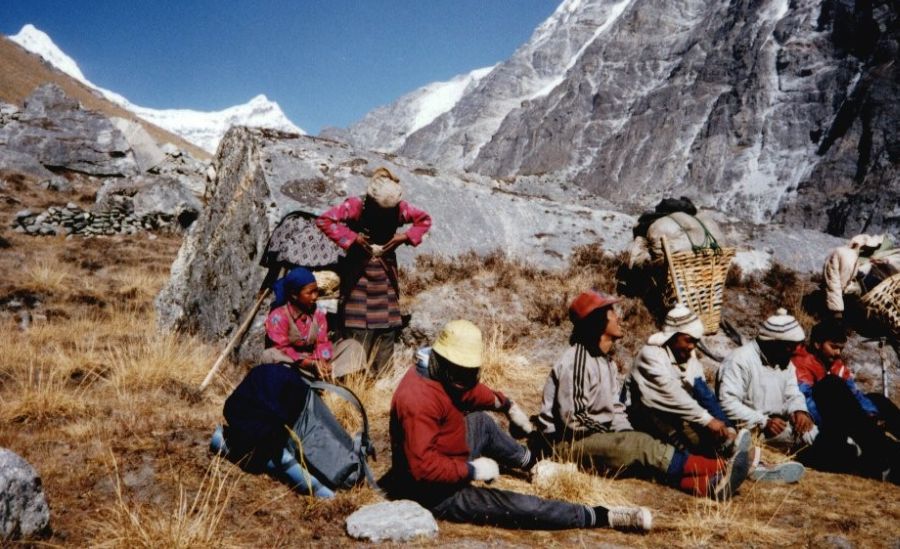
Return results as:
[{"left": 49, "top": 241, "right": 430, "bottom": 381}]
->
[{"left": 10, "top": 24, "right": 303, "bottom": 153}]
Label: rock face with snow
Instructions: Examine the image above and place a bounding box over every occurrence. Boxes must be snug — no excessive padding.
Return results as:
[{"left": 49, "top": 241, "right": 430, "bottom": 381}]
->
[
  {"left": 9, "top": 24, "right": 304, "bottom": 154},
  {"left": 0, "top": 84, "right": 138, "bottom": 177},
  {"left": 342, "top": 0, "right": 900, "bottom": 238},
  {"left": 0, "top": 448, "right": 51, "bottom": 540},
  {"left": 326, "top": 66, "right": 494, "bottom": 153}
]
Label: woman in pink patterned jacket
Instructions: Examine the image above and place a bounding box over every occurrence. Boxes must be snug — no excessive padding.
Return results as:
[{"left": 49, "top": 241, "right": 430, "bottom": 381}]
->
[{"left": 316, "top": 167, "right": 432, "bottom": 374}]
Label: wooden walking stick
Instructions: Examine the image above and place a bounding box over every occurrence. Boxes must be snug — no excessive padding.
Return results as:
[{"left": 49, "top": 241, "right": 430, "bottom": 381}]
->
[{"left": 198, "top": 288, "right": 270, "bottom": 392}]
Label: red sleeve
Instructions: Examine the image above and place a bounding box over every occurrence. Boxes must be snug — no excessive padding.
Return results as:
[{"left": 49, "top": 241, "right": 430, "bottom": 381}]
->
[
  {"left": 400, "top": 399, "right": 471, "bottom": 484},
  {"left": 316, "top": 197, "right": 363, "bottom": 250},
  {"left": 459, "top": 382, "right": 507, "bottom": 411},
  {"left": 398, "top": 201, "right": 432, "bottom": 246}
]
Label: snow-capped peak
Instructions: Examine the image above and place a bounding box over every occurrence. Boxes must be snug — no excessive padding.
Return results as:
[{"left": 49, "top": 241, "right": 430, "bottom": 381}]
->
[
  {"left": 10, "top": 24, "right": 87, "bottom": 82},
  {"left": 8, "top": 24, "right": 304, "bottom": 153}
]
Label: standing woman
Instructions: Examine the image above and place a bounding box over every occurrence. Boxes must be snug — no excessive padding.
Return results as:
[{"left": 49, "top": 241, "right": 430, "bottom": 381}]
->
[{"left": 316, "top": 167, "right": 432, "bottom": 374}]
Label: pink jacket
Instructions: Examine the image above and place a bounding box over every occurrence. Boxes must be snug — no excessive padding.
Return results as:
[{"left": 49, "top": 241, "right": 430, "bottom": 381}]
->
[{"left": 316, "top": 196, "right": 432, "bottom": 250}]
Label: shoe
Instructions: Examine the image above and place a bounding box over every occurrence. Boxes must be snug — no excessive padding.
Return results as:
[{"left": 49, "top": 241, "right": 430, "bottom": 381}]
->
[
  {"left": 749, "top": 446, "right": 762, "bottom": 472},
  {"left": 710, "top": 440, "right": 751, "bottom": 500},
  {"left": 607, "top": 506, "right": 653, "bottom": 532},
  {"left": 750, "top": 461, "right": 805, "bottom": 483},
  {"left": 734, "top": 428, "right": 752, "bottom": 455}
]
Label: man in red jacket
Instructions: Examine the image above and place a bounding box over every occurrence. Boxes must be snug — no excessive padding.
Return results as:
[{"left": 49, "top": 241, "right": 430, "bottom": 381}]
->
[{"left": 387, "top": 319, "right": 653, "bottom": 532}]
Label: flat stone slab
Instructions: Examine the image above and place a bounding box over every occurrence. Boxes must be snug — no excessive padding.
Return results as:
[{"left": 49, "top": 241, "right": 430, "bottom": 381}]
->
[{"left": 346, "top": 499, "right": 438, "bottom": 542}]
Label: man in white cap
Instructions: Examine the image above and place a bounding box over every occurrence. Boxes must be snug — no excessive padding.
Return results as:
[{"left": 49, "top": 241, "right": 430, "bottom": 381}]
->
[
  {"left": 626, "top": 305, "right": 736, "bottom": 456},
  {"left": 716, "top": 309, "right": 816, "bottom": 451},
  {"left": 386, "top": 319, "right": 653, "bottom": 532}
]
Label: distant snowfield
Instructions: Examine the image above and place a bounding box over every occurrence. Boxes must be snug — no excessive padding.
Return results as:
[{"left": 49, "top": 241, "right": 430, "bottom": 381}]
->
[{"left": 9, "top": 24, "right": 304, "bottom": 153}]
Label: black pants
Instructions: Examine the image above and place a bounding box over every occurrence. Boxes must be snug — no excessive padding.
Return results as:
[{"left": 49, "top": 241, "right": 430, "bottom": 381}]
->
[
  {"left": 798, "top": 376, "right": 899, "bottom": 477},
  {"left": 430, "top": 412, "right": 594, "bottom": 530}
]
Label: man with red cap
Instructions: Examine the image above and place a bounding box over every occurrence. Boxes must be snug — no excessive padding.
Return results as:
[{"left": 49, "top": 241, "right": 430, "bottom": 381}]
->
[{"left": 536, "top": 290, "right": 752, "bottom": 499}]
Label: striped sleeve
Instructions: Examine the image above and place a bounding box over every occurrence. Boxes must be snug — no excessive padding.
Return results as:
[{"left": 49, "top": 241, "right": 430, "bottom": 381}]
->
[{"left": 572, "top": 345, "right": 607, "bottom": 433}]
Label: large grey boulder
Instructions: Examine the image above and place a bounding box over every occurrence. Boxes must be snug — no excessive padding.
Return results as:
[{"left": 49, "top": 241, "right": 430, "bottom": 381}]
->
[
  {"left": 0, "top": 84, "right": 139, "bottom": 177},
  {"left": 110, "top": 117, "right": 166, "bottom": 172},
  {"left": 345, "top": 500, "right": 438, "bottom": 542},
  {"left": 0, "top": 448, "right": 50, "bottom": 540},
  {"left": 96, "top": 175, "right": 202, "bottom": 228}
]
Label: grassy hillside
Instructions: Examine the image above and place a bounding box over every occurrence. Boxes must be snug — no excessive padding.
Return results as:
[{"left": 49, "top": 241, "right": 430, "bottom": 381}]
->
[
  {"left": 0, "top": 177, "right": 898, "bottom": 547},
  {"left": 0, "top": 36, "right": 211, "bottom": 161}
]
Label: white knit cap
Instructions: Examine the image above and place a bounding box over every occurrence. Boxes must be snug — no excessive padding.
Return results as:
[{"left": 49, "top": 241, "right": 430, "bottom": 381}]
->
[
  {"left": 647, "top": 305, "right": 705, "bottom": 346},
  {"left": 758, "top": 308, "right": 805, "bottom": 342},
  {"left": 367, "top": 167, "right": 402, "bottom": 208}
]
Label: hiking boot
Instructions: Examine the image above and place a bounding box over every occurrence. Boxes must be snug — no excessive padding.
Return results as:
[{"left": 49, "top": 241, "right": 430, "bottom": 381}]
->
[
  {"left": 750, "top": 461, "right": 805, "bottom": 483},
  {"left": 607, "top": 506, "right": 653, "bottom": 532}
]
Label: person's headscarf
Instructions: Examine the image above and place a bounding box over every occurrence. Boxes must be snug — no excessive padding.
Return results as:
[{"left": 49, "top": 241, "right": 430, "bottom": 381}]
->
[
  {"left": 271, "top": 267, "right": 316, "bottom": 309},
  {"left": 367, "top": 167, "right": 402, "bottom": 208}
]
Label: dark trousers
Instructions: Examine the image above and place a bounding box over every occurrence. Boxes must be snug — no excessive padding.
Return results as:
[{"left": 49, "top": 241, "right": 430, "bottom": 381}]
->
[
  {"left": 798, "top": 376, "right": 899, "bottom": 476},
  {"left": 629, "top": 404, "right": 722, "bottom": 458},
  {"left": 344, "top": 327, "right": 396, "bottom": 374},
  {"left": 430, "top": 412, "right": 593, "bottom": 530}
]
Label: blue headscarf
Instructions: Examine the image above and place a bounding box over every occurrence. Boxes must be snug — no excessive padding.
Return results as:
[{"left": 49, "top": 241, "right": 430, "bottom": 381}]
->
[{"left": 271, "top": 267, "right": 317, "bottom": 309}]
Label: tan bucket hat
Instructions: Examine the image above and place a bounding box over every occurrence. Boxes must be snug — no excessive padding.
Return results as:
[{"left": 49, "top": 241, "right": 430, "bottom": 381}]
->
[{"left": 432, "top": 319, "right": 483, "bottom": 369}]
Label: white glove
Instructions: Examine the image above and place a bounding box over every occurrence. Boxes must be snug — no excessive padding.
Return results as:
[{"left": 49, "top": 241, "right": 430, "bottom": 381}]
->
[
  {"left": 469, "top": 457, "right": 499, "bottom": 482},
  {"left": 507, "top": 402, "right": 534, "bottom": 434},
  {"left": 801, "top": 425, "right": 819, "bottom": 446}
]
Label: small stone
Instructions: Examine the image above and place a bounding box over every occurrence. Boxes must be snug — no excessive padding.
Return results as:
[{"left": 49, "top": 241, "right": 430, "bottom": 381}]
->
[
  {"left": 0, "top": 448, "right": 51, "bottom": 540},
  {"left": 66, "top": 202, "right": 78, "bottom": 210},
  {"left": 15, "top": 209, "right": 32, "bottom": 220},
  {"left": 345, "top": 500, "right": 437, "bottom": 542}
]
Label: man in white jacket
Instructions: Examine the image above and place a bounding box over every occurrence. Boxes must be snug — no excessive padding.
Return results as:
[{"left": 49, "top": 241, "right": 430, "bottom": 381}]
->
[
  {"left": 626, "top": 305, "right": 735, "bottom": 457},
  {"left": 716, "top": 309, "right": 816, "bottom": 451},
  {"left": 823, "top": 234, "right": 884, "bottom": 318}
]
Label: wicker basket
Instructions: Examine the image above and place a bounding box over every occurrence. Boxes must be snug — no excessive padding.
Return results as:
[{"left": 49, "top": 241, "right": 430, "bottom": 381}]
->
[
  {"left": 661, "top": 236, "right": 735, "bottom": 335},
  {"left": 861, "top": 273, "right": 900, "bottom": 338}
]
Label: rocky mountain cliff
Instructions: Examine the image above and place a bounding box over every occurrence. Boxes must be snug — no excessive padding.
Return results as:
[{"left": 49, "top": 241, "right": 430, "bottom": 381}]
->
[{"left": 343, "top": 0, "right": 899, "bottom": 238}]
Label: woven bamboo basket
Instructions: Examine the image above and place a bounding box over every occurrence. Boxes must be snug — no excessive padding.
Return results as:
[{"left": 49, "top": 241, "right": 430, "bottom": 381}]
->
[
  {"left": 861, "top": 273, "right": 900, "bottom": 338},
  {"left": 661, "top": 236, "right": 735, "bottom": 335}
]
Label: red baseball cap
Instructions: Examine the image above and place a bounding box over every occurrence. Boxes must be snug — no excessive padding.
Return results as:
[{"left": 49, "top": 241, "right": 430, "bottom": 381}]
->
[{"left": 569, "top": 290, "right": 620, "bottom": 321}]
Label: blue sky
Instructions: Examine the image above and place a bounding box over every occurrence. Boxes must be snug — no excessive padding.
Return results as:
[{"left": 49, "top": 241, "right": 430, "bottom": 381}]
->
[{"left": 2, "top": 1, "right": 559, "bottom": 133}]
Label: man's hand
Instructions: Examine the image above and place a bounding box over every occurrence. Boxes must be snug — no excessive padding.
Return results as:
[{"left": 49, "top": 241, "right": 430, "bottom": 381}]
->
[
  {"left": 791, "top": 411, "right": 814, "bottom": 435},
  {"left": 507, "top": 402, "right": 534, "bottom": 435},
  {"left": 469, "top": 457, "right": 499, "bottom": 482},
  {"left": 381, "top": 232, "right": 410, "bottom": 254},
  {"left": 764, "top": 416, "right": 788, "bottom": 438},
  {"left": 706, "top": 418, "right": 732, "bottom": 441}
]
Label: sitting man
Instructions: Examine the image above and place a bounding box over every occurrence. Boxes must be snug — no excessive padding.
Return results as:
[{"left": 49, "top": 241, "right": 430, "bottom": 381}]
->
[
  {"left": 386, "top": 319, "right": 653, "bottom": 532},
  {"left": 717, "top": 309, "right": 816, "bottom": 452},
  {"left": 537, "top": 291, "right": 752, "bottom": 499},
  {"left": 628, "top": 305, "right": 803, "bottom": 482},
  {"left": 792, "top": 319, "right": 900, "bottom": 482}
]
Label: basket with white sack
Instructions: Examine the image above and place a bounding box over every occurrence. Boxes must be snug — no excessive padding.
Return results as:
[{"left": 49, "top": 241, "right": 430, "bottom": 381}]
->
[
  {"left": 661, "top": 235, "right": 735, "bottom": 335},
  {"left": 861, "top": 273, "right": 900, "bottom": 338}
]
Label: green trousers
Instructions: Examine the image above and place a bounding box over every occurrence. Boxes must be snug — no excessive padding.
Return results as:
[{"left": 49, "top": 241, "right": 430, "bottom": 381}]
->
[{"left": 554, "top": 430, "right": 675, "bottom": 477}]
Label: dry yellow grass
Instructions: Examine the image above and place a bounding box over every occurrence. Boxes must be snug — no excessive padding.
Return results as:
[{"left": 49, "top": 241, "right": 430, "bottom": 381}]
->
[{"left": 89, "top": 453, "right": 241, "bottom": 548}]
